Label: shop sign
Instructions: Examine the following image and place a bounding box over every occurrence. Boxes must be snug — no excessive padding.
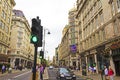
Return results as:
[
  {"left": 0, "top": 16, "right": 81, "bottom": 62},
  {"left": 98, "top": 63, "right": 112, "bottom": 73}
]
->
[
  {"left": 70, "top": 44, "right": 77, "bottom": 53},
  {"left": 110, "top": 40, "right": 120, "bottom": 49}
]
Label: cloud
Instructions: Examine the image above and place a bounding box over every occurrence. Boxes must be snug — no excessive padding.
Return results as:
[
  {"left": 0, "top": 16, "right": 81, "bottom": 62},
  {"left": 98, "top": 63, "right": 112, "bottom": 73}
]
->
[{"left": 14, "top": 0, "right": 76, "bottom": 60}]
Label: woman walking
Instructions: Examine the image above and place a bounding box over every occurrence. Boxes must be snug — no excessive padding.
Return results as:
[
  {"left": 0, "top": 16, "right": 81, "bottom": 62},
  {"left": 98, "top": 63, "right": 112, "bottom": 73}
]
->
[{"left": 108, "top": 66, "right": 114, "bottom": 80}]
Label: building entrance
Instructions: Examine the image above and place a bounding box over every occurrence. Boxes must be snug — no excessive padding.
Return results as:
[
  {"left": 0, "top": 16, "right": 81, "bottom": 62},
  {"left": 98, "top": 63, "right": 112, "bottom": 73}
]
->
[
  {"left": 112, "top": 48, "right": 120, "bottom": 76},
  {"left": 114, "top": 61, "right": 120, "bottom": 76}
]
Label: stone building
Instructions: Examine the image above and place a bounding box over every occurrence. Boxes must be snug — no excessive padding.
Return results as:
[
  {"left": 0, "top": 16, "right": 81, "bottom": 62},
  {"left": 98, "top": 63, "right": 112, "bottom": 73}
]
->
[
  {"left": 76, "top": 0, "right": 120, "bottom": 76},
  {"left": 0, "top": 0, "right": 15, "bottom": 64},
  {"left": 9, "top": 10, "right": 34, "bottom": 68}
]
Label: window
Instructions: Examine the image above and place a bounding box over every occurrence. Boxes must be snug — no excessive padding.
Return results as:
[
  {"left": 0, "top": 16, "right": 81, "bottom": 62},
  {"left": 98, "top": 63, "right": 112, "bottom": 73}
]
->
[
  {"left": 95, "top": 15, "right": 98, "bottom": 29},
  {"left": 99, "top": 10, "right": 104, "bottom": 25},
  {"left": 111, "top": 2, "right": 115, "bottom": 15},
  {"left": 101, "top": 29, "right": 105, "bottom": 41},
  {"left": 0, "top": 20, "right": 2, "bottom": 29},
  {"left": 113, "top": 20, "right": 119, "bottom": 34},
  {"left": 17, "top": 51, "right": 20, "bottom": 54},
  {"left": 98, "top": 0, "right": 102, "bottom": 9},
  {"left": 70, "top": 27, "right": 75, "bottom": 32},
  {"left": 117, "top": 0, "right": 120, "bottom": 11},
  {"left": 5, "top": 26, "right": 7, "bottom": 33},
  {"left": 1, "top": 22, "right": 5, "bottom": 30},
  {"left": 71, "top": 39, "right": 75, "bottom": 44},
  {"left": 8, "top": 17, "right": 10, "bottom": 23}
]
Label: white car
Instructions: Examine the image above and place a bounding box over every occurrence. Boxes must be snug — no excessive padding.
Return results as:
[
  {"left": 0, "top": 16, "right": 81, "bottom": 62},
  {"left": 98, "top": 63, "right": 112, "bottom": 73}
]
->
[{"left": 49, "top": 66, "right": 54, "bottom": 69}]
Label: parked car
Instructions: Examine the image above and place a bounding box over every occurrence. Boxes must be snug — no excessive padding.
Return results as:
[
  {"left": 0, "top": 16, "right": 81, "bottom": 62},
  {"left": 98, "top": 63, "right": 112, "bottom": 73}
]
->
[{"left": 56, "top": 67, "right": 76, "bottom": 80}]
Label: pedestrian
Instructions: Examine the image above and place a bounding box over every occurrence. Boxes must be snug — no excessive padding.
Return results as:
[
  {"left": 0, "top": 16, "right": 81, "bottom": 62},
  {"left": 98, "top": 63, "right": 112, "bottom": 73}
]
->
[
  {"left": 104, "top": 66, "right": 109, "bottom": 80},
  {"left": 108, "top": 66, "right": 114, "bottom": 80},
  {"left": 93, "top": 66, "right": 96, "bottom": 74},
  {"left": 39, "top": 64, "right": 44, "bottom": 80},
  {"left": 88, "top": 66, "right": 92, "bottom": 74},
  {"left": 1, "top": 64, "right": 5, "bottom": 74}
]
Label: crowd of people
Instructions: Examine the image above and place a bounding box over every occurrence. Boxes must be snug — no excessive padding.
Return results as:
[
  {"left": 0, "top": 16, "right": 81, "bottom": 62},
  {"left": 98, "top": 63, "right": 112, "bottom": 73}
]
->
[{"left": 88, "top": 65, "right": 114, "bottom": 80}]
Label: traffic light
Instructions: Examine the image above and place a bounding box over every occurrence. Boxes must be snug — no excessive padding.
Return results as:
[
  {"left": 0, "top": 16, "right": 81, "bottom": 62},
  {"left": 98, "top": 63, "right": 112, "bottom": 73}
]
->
[
  {"left": 30, "top": 17, "right": 43, "bottom": 47},
  {"left": 40, "top": 51, "right": 44, "bottom": 59}
]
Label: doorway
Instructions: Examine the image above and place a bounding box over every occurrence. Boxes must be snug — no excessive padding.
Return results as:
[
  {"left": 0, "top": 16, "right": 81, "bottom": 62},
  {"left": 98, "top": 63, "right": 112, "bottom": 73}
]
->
[{"left": 114, "top": 61, "right": 120, "bottom": 76}]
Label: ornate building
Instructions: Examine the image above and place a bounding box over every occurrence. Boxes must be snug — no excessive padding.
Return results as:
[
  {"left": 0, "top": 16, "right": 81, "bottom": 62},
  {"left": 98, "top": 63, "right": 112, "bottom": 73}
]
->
[
  {"left": 76, "top": 0, "right": 120, "bottom": 76},
  {"left": 68, "top": 7, "right": 79, "bottom": 68},
  {"left": 8, "top": 10, "right": 34, "bottom": 68},
  {"left": 0, "top": 0, "right": 15, "bottom": 64},
  {"left": 59, "top": 25, "right": 69, "bottom": 66}
]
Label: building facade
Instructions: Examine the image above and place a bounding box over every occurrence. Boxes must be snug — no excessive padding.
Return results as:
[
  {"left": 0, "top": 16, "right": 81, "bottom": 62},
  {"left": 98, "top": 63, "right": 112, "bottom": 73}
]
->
[
  {"left": 68, "top": 7, "right": 79, "bottom": 69},
  {"left": 55, "top": 47, "right": 59, "bottom": 66},
  {"left": 59, "top": 25, "right": 70, "bottom": 66},
  {"left": 8, "top": 10, "right": 34, "bottom": 68},
  {"left": 0, "top": 0, "right": 15, "bottom": 65},
  {"left": 76, "top": 0, "right": 120, "bottom": 76}
]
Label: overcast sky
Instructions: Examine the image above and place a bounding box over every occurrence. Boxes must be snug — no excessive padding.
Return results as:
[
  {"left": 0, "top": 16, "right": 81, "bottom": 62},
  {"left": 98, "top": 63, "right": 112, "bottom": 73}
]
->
[{"left": 14, "top": 0, "right": 76, "bottom": 60}]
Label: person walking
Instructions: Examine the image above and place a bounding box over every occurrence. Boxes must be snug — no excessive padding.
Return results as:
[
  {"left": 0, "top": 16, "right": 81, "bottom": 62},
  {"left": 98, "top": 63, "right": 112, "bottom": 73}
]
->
[
  {"left": 104, "top": 66, "right": 109, "bottom": 80},
  {"left": 108, "top": 66, "right": 114, "bottom": 80},
  {"left": 39, "top": 64, "right": 44, "bottom": 80},
  {"left": 2, "top": 64, "right": 5, "bottom": 74}
]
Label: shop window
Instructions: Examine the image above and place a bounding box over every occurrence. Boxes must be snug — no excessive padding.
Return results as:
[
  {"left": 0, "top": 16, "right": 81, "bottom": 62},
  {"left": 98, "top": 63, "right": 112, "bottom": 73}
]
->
[{"left": 117, "top": 0, "right": 120, "bottom": 12}]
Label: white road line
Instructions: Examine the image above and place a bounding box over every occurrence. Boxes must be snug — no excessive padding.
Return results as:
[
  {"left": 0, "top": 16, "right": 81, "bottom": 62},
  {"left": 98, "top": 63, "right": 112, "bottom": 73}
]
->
[{"left": 13, "top": 71, "right": 31, "bottom": 78}]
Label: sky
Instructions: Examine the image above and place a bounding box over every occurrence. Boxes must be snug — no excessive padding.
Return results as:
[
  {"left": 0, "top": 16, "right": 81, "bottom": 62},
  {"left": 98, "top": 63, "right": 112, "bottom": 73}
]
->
[{"left": 14, "top": 0, "right": 76, "bottom": 60}]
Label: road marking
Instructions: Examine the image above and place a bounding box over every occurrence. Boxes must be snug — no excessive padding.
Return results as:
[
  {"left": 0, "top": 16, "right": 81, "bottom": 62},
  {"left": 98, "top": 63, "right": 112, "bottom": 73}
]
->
[{"left": 13, "top": 71, "right": 31, "bottom": 78}]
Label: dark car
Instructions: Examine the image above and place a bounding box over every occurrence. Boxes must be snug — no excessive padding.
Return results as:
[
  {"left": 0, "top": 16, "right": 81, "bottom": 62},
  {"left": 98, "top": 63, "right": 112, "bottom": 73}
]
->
[{"left": 57, "top": 67, "right": 76, "bottom": 80}]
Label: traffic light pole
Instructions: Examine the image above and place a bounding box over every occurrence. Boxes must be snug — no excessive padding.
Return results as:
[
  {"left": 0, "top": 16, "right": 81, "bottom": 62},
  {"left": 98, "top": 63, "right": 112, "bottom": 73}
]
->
[{"left": 32, "top": 45, "right": 37, "bottom": 80}]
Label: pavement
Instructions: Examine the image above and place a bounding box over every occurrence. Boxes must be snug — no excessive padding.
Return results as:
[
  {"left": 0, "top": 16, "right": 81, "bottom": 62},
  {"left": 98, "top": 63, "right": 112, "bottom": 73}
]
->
[
  {"left": 0, "top": 69, "right": 23, "bottom": 77},
  {"left": 0, "top": 67, "right": 49, "bottom": 80},
  {"left": 74, "top": 70, "right": 120, "bottom": 80},
  {"left": 1, "top": 68, "right": 120, "bottom": 80}
]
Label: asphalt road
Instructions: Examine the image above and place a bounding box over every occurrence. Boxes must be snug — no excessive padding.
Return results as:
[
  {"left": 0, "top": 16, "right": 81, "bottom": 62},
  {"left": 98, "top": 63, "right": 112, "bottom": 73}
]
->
[
  {"left": 48, "top": 68, "right": 86, "bottom": 80},
  {"left": 0, "top": 70, "right": 31, "bottom": 80}
]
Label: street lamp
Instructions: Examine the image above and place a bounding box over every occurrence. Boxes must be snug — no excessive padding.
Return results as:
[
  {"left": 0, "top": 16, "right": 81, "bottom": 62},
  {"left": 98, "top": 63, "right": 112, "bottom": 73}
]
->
[{"left": 43, "top": 28, "right": 50, "bottom": 59}]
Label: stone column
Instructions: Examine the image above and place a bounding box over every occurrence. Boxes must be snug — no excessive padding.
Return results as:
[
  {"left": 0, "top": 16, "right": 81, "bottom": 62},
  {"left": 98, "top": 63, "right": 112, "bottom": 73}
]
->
[
  {"left": 94, "top": 53, "right": 98, "bottom": 73},
  {"left": 11, "top": 58, "right": 16, "bottom": 68},
  {"left": 85, "top": 56, "right": 88, "bottom": 75},
  {"left": 80, "top": 57, "right": 82, "bottom": 71}
]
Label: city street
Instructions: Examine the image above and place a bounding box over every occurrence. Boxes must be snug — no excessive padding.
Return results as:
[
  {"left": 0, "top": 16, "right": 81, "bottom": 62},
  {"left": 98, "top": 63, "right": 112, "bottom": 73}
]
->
[
  {"left": 0, "top": 70, "right": 31, "bottom": 80},
  {"left": 0, "top": 0, "right": 120, "bottom": 80}
]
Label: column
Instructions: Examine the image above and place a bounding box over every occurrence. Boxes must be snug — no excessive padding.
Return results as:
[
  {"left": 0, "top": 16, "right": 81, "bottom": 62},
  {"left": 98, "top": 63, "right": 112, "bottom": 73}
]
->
[
  {"left": 80, "top": 57, "right": 82, "bottom": 71},
  {"left": 94, "top": 53, "right": 98, "bottom": 73},
  {"left": 85, "top": 56, "right": 88, "bottom": 74}
]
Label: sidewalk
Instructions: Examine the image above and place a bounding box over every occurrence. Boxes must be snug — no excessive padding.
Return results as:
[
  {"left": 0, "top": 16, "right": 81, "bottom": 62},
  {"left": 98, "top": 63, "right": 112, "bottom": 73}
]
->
[
  {"left": 74, "top": 70, "right": 120, "bottom": 80},
  {"left": 0, "top": 69, "right": 23, "bottom": 77}
]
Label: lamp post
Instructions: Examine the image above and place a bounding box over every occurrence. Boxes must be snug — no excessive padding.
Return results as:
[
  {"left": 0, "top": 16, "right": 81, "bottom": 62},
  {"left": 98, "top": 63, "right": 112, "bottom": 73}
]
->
[{"left": 43, "top": 28, "right": 50, "bottom": 59}]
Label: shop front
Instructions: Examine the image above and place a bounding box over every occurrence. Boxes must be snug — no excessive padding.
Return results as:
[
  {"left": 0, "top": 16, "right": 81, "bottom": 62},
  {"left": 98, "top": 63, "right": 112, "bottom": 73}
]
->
[{"left": 111, "top": 43, "right": 120, "bottom": 76}]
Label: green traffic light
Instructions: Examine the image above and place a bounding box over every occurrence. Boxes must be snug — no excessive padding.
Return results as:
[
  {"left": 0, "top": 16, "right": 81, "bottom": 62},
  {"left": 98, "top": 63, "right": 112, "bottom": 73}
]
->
[{"left": 32, "top": 36, "right": 38, "bottom": 43}]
